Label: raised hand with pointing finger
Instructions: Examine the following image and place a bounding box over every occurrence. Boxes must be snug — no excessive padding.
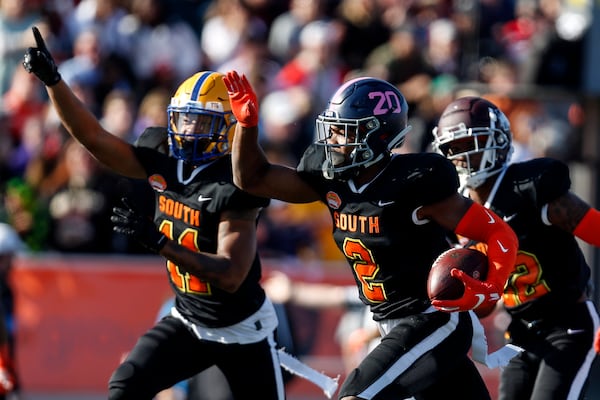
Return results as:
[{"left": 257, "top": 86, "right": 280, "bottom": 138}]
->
[{"left": 22, "top": 26, "right": 61, "bottom": 86}]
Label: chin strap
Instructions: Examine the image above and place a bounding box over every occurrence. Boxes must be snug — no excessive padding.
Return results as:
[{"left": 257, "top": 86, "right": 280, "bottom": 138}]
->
[{"left": 574, "top": 208, "right": 600, "bottom": 247}]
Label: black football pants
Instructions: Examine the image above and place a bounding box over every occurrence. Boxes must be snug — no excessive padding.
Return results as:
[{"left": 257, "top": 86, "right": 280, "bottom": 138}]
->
[
  {"left": 499, "top": 301, "right": 598, "bottom": 400},
  {"left": 338, "top": 310, "right": 490, "bottom": 400},
  {"left": 108, "top": 315, "right": 283, "bottom": 399}
]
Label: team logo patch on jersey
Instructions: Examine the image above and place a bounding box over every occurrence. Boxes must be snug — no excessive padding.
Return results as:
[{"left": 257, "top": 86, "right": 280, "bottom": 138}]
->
[
  {"left": 326, "top": 191, "right": 341, "bottom": 209},
  {"left": 148, "top": 174, "right": 167, "bottom": 192}
]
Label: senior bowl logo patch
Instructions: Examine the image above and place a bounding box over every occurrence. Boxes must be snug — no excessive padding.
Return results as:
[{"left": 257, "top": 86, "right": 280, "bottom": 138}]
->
[
  {"left": 326, "top": 191, "right": 341, "bottom": 209},
  {"left": 148, "top": 174, "right": 167, "bottom": 192}
]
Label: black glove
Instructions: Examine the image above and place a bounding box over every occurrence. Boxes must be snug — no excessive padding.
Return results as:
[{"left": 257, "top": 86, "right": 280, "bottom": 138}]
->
[
  {"left": 23, "top": 26, "right": 61, "bottom": 86},
  {"left": 111, "top": 198, "right": 168, "bottom": 253}
]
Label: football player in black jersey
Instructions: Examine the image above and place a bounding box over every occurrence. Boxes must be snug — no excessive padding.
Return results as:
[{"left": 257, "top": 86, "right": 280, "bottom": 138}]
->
[
  {"left": 23, "top": 27, "right": 286, "bottom": 399},
  {"left": 432, "top": 96, "right": 600, "bottom": 400},
  {"left": 223, "top": 70, "right": 519, "bottom": 400}
]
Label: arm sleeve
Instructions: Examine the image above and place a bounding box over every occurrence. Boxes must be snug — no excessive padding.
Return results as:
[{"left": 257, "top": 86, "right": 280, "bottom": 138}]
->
[
  {"left": 574, "top": 208, "right": 600, "bottom": 247},
  {"left": 454, "top": 203, "right": 518, "bottom": 289}
]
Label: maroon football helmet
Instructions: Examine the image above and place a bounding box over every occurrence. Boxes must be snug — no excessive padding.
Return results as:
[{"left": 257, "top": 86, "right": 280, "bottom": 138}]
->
[{"left": 432, "top": 96, "right": 513, "bottom": 189}]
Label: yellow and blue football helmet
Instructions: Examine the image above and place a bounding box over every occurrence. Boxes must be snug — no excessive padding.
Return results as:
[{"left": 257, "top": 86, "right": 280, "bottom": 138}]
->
[{"left": 167, "top": 71, "right": 236, "bottom": 165}]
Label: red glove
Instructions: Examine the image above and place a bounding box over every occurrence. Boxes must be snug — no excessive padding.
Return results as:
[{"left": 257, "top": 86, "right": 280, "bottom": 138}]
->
[
  {"left": 431, "top": 268, "right": 502, "bottom": 312},
  {"left": 223, "top": 71, "right": 259, "bottom": 128},
  {"left": 594, "top": 328, "right": 600, "bottom": 353}
]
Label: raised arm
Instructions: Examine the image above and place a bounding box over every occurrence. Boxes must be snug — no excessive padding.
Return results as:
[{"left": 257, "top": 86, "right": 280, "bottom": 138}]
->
[
  {"left": 223, "top": 71, "right": 319, "bottom": 204},
  {"left": 23, "top": 26, "right": 145, "bottom": 179}
]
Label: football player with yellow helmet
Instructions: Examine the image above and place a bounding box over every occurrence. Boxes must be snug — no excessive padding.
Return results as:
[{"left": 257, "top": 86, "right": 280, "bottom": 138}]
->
[{"left": 23, "top": 27, "right": 285, "bottom": 399}]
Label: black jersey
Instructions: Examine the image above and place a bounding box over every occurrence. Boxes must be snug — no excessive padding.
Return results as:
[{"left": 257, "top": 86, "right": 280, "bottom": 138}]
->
[
  {"left": 298, "top": 144, "right": 459, "bottom": 321},
  {"left": 483, "top": 158, "right": 590, "bottom": 321},
  {"left": 133, "top": 134, "right": 269, "bottom": 328}
]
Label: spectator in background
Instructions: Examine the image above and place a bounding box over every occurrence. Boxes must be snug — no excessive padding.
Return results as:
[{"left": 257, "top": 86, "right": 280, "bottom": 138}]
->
[
  {"left": 423, "top": 18, "right": 461, "bottom": 79},
  {"left": 98, "top": 89, "right": 137, "bottom": 143},
  {"left": 519, "top": 0, "right": 587, "bottom": 90},
  {"left": 258, "top": 88, "right": 312, "bottom": 162},
  {"left": 57, "top": 26, "right": 103, "bottom": 96},
  {"left": 0, "top": 223, "right": 26, "bottom": 399},
  {"left": 55, "top": 24, "right": 135, "bottom": 109},
  {"left": 2, "top": 67, "right": 46, "bottom": 153},
  {"left": 61, "top": 0, "right": 130, "bottom": 59},
  {"left": 274, "top": 20, "right": 348, "bottom": 127},
  {"left": 200, "top": 0, "right": 263, "bottom": 71},
  {"left": 0, "top": 0, "right": 45, "bottom": 95},
  {"left": 124, "top": 0, "right": 202, "bottom": 95},
  {"left": 45, "top": 139, "right": 120, "bottom": 253},
  {"left": 0, "top": 178, "right": 48, "bottom": 252},
  {"left": 495, "top": 0, "right": 538, "bottom": 69},
  {"left": 0, "top": 111, "right": 13, "bottom": 185},
  {"left": 257, "top": 199, "right": 316, "bottom": 260},
  {"left": 132, "top": 87, "right": 170, "bottom": 138},
  {"left": 9, "top": 114, "right": 46, "bottom": 186},
  {"left": 217, "top": 20, "right": 281, "bottom": 102},
  {"left": 267, "top": 0, "right": 327, "bottom": 64},
  {"left": 334, "top": 0, "right": 391, "bottom": 72}
]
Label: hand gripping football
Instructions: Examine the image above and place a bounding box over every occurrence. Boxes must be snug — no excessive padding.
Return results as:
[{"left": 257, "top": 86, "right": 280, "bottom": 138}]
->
[{"left": 427, "top": 247, "right": 488, "bottom": 301}]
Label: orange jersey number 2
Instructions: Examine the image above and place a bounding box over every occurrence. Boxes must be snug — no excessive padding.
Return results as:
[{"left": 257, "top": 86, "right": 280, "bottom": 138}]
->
[{"left": 343, "top": 238, "right": 387, "bottom": 303}]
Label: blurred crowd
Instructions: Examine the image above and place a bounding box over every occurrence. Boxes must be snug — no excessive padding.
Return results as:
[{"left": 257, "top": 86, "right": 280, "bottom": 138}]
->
[{"left": 0, "top": 0, "right": 590, "bottom": 256}]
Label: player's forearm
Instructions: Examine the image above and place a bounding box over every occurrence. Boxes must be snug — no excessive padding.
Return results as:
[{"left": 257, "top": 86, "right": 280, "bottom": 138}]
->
[
  {"left": 47, "top": 80, "right": 104, "bottom": 149},
  {"left": 232, "top": 125, "right": 271, "bottom": 191},
  {"left": 455, "top": 203, "right": 518, "bottom": 289},
  {"left": 47, "top": 81, "right": 145, "bottom": 177},
  {"left": 160, "top": 241, "right": 245, "bottom": 293}
]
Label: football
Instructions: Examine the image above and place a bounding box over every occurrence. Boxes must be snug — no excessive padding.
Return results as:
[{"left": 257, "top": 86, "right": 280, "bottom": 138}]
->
[{"left": 427, "top": 247, "right": 488, "bottom": 301}]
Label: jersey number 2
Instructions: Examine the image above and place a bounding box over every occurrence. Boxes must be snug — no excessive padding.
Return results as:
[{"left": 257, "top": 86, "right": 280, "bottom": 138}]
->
[
  {"left": 503, "top": 250, "right": 549, "bottom": 307},
  {"left": 343, "top": 238, "right": 387, "bottom": 303}
]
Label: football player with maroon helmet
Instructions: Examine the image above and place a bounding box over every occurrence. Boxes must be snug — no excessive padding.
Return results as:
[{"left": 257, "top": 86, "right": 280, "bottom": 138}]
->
[
  {"left": 23, "top": 27, "right": 286, "bottom": 399},
  {"left": 432, "top": 95, "right": 600, "bottom": 400},
  {"left": 225, "top": 70, "right": 519, "bottom": 400}
]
